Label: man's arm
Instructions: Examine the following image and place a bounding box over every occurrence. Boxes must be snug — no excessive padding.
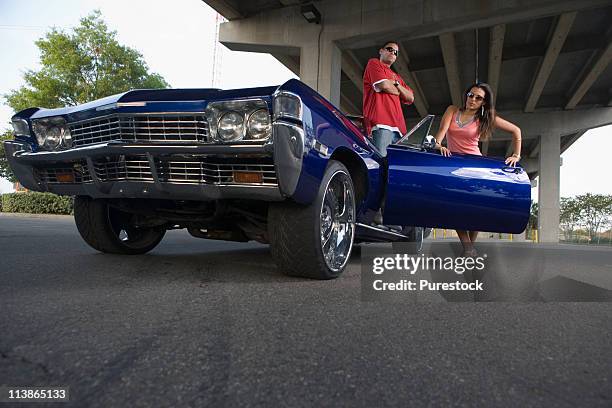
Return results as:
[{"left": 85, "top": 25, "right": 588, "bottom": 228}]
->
[
  {"left": 396, "top": 82, "right": 414, "bottom": 103},
  {"left": 375, "top": 80, "right": 414, "bottom": 103},
  {"left": 374, "top": 79, "right": 400, "bottom": 95}
]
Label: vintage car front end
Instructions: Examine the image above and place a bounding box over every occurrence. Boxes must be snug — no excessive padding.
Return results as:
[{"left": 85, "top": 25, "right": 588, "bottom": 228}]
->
[
  {"left": 6, "top": 86, "right": 308, "bottom": 203},
  {"left": 5, "top": 80, "right": 378, "bottom": 280}
]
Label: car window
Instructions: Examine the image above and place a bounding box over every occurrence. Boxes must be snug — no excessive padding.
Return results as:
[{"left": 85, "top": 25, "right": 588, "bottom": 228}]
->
[{"left": 396, "top": 115, "right": 434, "bottom": 148}]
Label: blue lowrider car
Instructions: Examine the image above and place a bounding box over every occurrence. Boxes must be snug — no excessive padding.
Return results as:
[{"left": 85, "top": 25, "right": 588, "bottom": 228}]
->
[{"left": 5, "top": 79, "right": 531, "bottom": 279}]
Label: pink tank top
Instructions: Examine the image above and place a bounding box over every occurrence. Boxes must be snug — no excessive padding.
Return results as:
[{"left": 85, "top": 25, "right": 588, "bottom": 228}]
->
[{"left": 446, "top": 110, "right": 482, "bottom": 155}]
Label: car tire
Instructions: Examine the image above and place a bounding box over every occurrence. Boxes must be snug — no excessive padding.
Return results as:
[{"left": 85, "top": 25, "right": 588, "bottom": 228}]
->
[
  {"left": 268, "top": 160, "right": 356, "bottom": 279},
  {"left": 392, "top": 226, "right": 427, "bottom": 254},
  {"left": 74, "top": 196, "right": 166, "bottom": 255}
]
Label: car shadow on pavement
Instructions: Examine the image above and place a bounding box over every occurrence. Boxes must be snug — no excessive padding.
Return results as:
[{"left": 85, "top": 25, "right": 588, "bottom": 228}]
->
[{"left": 81, "top": 246, "right": 313, "bottom": 285}]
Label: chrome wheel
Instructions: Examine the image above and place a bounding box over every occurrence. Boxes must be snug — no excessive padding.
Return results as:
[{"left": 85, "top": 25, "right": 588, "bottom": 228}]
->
[{"left": 319, "top": 170, "right": 355, "bottom": 272}]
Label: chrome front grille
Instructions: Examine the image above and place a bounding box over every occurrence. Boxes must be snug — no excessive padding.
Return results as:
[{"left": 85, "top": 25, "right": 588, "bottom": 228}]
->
[
  {"left": 156, "top": 156, "right": 278, "bottom": 185},
  {"left": 35, "top": 161, "right": 91, "bottom": 184},
  {"left": 70, "top": 114, "right": 210, "bottom": 147},
  {"left": 35, "top": 155, "right": 277, "bottom": 186},
  {"left": 93, "top": 155, "right": 153, "bottom": 182}
]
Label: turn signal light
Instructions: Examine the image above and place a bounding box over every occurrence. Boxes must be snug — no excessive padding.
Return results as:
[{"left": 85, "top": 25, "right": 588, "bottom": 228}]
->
[
  {"left": 233, "top": 171, "right": 263, "bottom": 184},
  {"left": 56, "top": 173, "right": 75, "bottom": 183}
]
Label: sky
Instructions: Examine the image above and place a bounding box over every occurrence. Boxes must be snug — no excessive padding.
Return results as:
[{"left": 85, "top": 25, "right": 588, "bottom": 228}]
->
[{"left": 0, "top": 0, "right": 610, "bottom": 200}]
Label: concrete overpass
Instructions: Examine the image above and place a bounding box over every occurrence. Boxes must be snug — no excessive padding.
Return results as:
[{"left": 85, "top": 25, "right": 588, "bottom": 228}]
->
[{"left": 203, "top": 0, "right": 612, "bottom": 242}]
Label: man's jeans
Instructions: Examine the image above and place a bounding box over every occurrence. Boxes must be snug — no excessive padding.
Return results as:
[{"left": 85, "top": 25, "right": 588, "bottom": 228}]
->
[
  {"left": 371, "top": 128, "right": 402, "bottom": 157},
  {"left": 371, "top": 128, "right": 402, "bottom": 225}
]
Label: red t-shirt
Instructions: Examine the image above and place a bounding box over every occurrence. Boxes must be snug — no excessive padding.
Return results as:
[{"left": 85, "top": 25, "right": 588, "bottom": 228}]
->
[{"left": 362, "top": 58, "right": 413, "bottom": 136}]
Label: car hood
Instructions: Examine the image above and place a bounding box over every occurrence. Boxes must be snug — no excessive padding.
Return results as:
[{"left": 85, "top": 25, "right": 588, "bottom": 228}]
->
[{"left": 25, "top": 85, "right": 281, "bottom": 120}]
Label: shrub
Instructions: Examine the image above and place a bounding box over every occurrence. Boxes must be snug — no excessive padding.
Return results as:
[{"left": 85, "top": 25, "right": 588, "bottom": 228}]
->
[{"left": 1, "top": 192, "right": 73, "bottom": 215}]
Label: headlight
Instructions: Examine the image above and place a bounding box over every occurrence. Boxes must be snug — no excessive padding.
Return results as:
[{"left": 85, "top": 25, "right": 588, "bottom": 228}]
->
[
  {"left": 218, "top": 111, "right": 244, "bottom": 142},
  {"left": 45, "top": 126, "right": 62, "bottom": 148},
  {"left": 273, "top": 92, "right": 302, "bottom": 121},
  {"left": 247, "top": 109, "right": 271, "bottom": 140},
  {"left": 32, "top": 117, "right": 72, "bottom": 150},
  {"left": 205, "top": 99, "right": 271, "bottom": 143},
  {"left": 11, "top": 119, "right": 30, "bottom": 136}
]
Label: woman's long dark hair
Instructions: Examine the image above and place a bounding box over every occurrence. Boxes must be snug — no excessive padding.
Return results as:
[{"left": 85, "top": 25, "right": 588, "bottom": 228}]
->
[{"left": 462, "top": 82, "right": 496, "bottom": 141}]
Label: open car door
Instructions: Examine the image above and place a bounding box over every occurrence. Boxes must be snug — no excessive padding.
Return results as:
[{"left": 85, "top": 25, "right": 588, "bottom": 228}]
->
[{"left": 383, "top": 116, "right": 531, "bottom": 233}]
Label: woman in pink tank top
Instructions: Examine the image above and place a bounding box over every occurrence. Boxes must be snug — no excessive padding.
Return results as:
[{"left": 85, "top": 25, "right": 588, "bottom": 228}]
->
[{"left": 433, "top": 82, "right": 523, "bottom": 256}]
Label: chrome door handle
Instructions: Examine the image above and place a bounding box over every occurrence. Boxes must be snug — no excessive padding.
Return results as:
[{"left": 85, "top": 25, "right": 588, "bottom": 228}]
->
[{"left": 502, "top": 166, "right": 522, "bottom": 174}]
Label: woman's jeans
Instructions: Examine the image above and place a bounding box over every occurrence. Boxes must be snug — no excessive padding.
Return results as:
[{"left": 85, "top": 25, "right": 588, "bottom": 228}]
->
[{"left": 371, "top": 128, "right": 402, "bottom": 157}]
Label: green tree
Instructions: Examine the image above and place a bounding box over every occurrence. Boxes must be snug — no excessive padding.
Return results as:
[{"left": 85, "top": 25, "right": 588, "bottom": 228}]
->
[
  {"left": 560, "top": 197, "right": 581, "bottom": 241},
  {"left": 528, "top": 201, "right": 538, "bottom": 232},
  {"left": 4, "top": 10, "right": 169, "bottom": 113},
  {"left": 575, "top": 193, "right": 612, "bottom": 243},
  {"left": 0, "top": 130, "right": 17, "bottom": 183}
]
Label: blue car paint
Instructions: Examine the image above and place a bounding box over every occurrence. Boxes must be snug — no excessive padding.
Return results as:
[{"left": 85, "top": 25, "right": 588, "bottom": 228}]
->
[
  {"left": 279, "top": 99, "right": 328, "bottom": 205},
  {"left": 11, "top": 78, "right": 531, "bottom": 234},
  {"left": 384, "top": 146, "right": 531, "bottom": 233},
  {"left": 277, "top": 80, "right": 384, "bottom": 216}
]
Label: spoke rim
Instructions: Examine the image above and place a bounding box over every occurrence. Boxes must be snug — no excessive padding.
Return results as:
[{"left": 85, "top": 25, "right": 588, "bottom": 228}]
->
[{"left": 319, "top": 170, "right": 355, "bottom": 272}]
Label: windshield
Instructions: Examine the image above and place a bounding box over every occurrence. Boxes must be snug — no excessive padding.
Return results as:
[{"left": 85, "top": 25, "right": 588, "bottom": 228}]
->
[{"left": 396, "top": 115, "right": 434, "bottom": 147}]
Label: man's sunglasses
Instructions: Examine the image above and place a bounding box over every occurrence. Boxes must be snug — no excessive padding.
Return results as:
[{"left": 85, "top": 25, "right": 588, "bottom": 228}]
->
[
  {"left": 466, "top": 92, "right": 484, "bottom": 101},
  {"left": 384, "top": 47, "right": 398, "bottom": 56}
]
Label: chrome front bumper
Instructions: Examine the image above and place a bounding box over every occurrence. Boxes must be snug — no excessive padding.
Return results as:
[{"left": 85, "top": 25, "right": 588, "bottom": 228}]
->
[{"left": 4, "top": 141, "right": 286, "bottom": 201}]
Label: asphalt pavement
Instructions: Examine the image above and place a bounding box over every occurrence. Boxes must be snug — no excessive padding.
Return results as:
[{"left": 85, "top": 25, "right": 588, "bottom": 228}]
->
[{"left": 0, "top": 214, "right": 611, "bottom": 407}]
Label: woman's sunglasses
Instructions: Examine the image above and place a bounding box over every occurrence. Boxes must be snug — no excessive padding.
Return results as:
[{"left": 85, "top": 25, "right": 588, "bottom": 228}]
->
[
  {"left": 384, "top": 47, "right": 398, "bottom": 56},
  {"left": 466, "top": 92, "right": 484, "bottom": 101}
]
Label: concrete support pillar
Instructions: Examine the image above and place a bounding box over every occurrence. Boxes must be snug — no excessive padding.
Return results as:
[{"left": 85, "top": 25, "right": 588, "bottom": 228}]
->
[
  {"left": 300, "top": 36, "right": 341, "bottom": 107},
  {"left": 538, "top": 132, "right": 561, "bottom": 243}
]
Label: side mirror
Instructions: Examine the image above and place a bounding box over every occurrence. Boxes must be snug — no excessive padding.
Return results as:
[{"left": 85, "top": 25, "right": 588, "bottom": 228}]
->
[{"left": 422, "top": 135, "right": 436, "bottom": 150}]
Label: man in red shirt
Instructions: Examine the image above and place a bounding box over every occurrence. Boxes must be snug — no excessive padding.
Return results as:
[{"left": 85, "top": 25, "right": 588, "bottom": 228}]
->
[
  {"left": 363, "top": 41, "right": 414, "bottom": 156},
  {"left": 363, "top": 41, "right": 414, "bottom": 226}
]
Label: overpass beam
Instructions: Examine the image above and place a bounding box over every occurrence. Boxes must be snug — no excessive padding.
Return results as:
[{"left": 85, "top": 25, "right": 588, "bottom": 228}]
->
[
  {"left": 488, "top": 24, "right": 505, "bottom": 96},
  {"left": 501, "top": 107, "right": 612, "bottom": 140},
  {"left": 565, "top": 39, "right": 612, "bottom": 109},
  {"left": 271, "top": 54, "right": 299, "bottom": 76},
  {"left": 525, "top": 12, "right": 576, "bottom": 112},
  {"left": 206, "top": 0, "right": 244, "bottom": 19},
  {"left": 538, "top": 132, "right": 561, "bottom": 243},
  {"left": 439, "top": 33, "right": 463, "bottom": 107},
  {"left": 341, "top": 51, "right": 364, "bottom": 96},
  {"left": 561, "top": 130, "right": 587, "bottom": 154}
]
